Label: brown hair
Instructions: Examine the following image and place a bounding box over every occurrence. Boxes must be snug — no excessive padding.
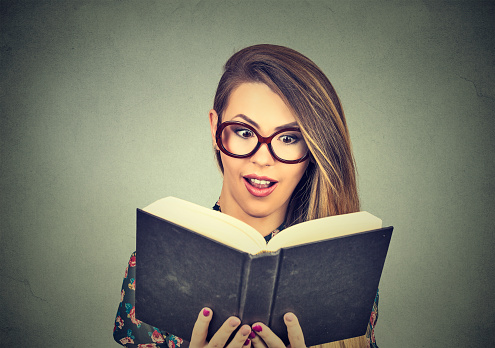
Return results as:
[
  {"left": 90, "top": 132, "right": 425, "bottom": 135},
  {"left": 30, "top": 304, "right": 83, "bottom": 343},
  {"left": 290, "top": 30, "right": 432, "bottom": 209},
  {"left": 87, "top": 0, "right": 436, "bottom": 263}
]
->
[{"left": 213, "top": 44, "right": 359, "bottom": 226}]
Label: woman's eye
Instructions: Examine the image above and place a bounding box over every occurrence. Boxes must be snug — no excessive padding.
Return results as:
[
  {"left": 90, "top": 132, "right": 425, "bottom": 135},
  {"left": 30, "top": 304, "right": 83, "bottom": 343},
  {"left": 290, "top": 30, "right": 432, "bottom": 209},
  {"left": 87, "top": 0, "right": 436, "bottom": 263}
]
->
[
  {"left": 235, "top": 129, "right": 254, "bottom": 138},
  {"left": 279, "top": 134, "right": 299, "bottom": 144}
]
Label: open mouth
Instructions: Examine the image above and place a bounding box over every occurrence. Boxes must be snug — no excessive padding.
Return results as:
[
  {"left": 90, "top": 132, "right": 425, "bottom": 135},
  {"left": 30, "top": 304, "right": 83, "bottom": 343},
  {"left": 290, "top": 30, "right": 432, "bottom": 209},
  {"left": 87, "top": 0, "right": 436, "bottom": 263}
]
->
[
  {"left": 245, "top": 177, "right": 276, "bottom": 189},
  {"left": 243, "top": 176, "right": 278, "bottom": 197}
]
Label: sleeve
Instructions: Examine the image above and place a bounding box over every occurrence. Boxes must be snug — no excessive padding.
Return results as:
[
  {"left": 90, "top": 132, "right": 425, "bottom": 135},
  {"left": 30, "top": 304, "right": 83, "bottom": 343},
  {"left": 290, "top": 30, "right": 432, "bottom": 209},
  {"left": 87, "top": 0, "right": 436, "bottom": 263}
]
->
[
  {"left": 113, "top": 252, "right": 187, "bottom": 348},
  {"left": 365, "top": 289, "right": 379, "bottom": 348}
]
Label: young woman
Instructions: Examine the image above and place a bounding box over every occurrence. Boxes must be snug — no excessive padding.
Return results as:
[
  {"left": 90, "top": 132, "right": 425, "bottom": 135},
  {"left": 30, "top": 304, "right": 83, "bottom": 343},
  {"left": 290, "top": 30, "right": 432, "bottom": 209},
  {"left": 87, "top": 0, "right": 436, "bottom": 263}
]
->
[{"left": 114, "top": 44, "right": 378, "bottom": 348}]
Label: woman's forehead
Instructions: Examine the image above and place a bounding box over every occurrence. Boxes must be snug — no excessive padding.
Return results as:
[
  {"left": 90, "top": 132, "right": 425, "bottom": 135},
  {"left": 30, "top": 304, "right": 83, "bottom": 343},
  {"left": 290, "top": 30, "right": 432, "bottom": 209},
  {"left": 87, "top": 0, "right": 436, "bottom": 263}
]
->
[{"left": 223, "top": 83, "right": 298, "bottom": 132}]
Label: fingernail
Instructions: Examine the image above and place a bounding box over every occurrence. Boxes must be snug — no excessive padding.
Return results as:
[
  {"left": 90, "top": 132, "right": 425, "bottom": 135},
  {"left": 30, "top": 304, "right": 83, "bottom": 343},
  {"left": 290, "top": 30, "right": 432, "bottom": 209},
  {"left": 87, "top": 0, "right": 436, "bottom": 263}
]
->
[
  {"left": 252, "top": 324, "right": 262, "bottom": 332},
  {"left": 229, "top": 317, "right": 241, "bottom": 327},
  {"left": 244, "top": 339, "right": 250, "bottom": 345},
  {"left": 203, "top": 308, "right": 210, "bottom": 317},
  {"left": 249, "top": 331, "right": 256, "bottom": 339},
  {"left": 285, "top": 313, "right": 295, "bottom": 322},
  {"left": 240, "top": 326, "right": 251, "bottom": 336}
]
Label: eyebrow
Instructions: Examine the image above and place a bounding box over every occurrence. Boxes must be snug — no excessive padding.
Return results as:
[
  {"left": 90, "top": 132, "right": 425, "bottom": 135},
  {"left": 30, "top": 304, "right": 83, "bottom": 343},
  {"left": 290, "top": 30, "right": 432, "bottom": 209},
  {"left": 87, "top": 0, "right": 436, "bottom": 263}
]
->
[{"left": 231, "top": 114, "right": 299, "bottom": 131}]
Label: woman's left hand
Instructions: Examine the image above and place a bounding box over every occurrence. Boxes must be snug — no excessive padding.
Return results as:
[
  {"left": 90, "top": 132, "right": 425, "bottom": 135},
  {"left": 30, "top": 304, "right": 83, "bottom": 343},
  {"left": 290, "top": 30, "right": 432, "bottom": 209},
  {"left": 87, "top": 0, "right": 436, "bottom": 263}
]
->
[{"left": 250, "top": 313, "right": 306, "bottom": 348}]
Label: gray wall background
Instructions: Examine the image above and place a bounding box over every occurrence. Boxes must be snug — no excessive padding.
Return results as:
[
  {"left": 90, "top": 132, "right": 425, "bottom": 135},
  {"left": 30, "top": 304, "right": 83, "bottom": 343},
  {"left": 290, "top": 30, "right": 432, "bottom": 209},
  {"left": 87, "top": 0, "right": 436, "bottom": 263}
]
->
[{"left": 1, "top": 1, "right": 494, "bottom": 347}]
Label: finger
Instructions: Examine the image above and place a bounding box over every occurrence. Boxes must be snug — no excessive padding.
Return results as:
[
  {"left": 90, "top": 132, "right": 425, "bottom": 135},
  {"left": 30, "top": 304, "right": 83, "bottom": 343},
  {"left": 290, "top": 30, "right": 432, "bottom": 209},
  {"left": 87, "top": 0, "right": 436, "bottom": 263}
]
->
[
  {"left": 251, "top": 323, "right": 285, "bottom": 348},
  {"left": 190, "top": 307, "right": 213, "bottom": 348},
  {"left": 208, "top": 316, "right": 241, "bottom": 348},
  {"left": 284, "top": 313, "right": 306, "bottom": 348},
  {"left": 249, "top": 329, "right": 267, "bottom": 348},
  {"left": 226, "top": 324, "right": 252, "bottom": 348}
]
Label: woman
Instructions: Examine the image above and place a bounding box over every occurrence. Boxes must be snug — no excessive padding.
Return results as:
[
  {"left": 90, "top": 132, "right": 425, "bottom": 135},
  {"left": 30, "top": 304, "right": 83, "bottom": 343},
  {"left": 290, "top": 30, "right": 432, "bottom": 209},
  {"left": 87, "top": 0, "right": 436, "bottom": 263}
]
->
[{"left": 114, "top": 44, "right": 378, "bottom": 348}]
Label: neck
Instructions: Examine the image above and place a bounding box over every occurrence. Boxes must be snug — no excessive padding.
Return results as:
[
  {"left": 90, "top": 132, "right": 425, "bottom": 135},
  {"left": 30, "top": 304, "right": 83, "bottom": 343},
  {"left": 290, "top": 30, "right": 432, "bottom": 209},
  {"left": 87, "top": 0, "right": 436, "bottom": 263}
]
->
[{"left": 218, "top": 193, "right": 286, "bottom": 237}]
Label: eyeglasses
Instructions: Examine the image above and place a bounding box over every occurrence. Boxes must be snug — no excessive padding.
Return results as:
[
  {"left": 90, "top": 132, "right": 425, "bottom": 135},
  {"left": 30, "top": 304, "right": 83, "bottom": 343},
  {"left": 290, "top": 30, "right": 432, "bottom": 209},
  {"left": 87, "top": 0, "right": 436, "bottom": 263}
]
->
[{"left": 215, "top": 121, "right": 309, "bottom": 164}]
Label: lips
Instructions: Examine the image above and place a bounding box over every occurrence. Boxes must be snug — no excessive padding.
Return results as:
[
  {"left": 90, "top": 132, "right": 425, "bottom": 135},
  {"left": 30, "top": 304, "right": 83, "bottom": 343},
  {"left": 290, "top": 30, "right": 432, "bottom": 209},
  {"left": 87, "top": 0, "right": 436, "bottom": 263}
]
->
[{"left": 243, "top": 175, "right": 278, "bottom": 197}]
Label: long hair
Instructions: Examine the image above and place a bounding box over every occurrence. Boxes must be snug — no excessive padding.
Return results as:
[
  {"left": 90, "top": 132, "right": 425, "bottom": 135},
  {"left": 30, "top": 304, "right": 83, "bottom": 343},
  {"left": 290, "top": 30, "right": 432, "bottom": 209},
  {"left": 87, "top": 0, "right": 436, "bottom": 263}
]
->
[{"left": 212, "top": 44, "right": 359, "bottom": 226}]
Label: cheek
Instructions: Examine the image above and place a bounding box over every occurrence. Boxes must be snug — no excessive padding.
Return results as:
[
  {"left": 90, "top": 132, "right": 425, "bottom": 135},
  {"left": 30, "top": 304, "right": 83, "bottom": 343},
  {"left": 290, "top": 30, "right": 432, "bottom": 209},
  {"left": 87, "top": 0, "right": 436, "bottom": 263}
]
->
[
  {"left": 221, "top": 156, "right": 243, "bottom": 180},
  {"left": 280, "top": 163, "right": 309, "bottom": 196},
  {"left": 289, "top": 162, "right": 309, "bottom": 184}
]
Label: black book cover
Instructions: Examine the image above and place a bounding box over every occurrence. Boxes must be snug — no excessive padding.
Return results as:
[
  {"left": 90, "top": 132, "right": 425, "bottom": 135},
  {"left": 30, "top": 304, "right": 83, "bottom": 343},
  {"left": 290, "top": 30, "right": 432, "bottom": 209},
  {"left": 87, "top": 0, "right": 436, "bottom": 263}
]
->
[{"left": 135, "top": 209, "right": 393, "bottom": 346}]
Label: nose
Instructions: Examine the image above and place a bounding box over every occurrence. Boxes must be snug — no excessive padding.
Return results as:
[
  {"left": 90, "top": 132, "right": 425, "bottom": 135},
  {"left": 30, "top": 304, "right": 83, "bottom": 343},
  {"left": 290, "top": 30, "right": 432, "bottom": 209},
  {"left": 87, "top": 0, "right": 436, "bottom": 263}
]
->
[{"left": 250, "top": 143, "right": 275, "bottom": 166}]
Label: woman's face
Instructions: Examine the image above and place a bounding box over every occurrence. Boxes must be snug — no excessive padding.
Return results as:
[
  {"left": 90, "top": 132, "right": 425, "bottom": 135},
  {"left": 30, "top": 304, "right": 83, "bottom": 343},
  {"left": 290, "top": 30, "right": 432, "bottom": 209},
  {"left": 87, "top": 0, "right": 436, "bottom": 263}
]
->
[{"left": 209, "top": 83, "right": 309, "bottom": 230}]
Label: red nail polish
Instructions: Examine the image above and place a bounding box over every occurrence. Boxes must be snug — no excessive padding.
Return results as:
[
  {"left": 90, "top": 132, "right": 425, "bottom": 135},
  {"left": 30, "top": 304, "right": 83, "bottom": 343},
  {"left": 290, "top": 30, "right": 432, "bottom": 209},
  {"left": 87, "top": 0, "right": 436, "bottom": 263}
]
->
[
  {"left": 203, "top": 309, "right": 210, "bottom": 317},
  {"left": 244, "top": 339, "right": 250, "bottom": 345},
  {"left": 249, "top": 331, "right": 256, "bottom": 339},
  {"left": 252, "top": 324, "right": 262, "bottom": 332}
]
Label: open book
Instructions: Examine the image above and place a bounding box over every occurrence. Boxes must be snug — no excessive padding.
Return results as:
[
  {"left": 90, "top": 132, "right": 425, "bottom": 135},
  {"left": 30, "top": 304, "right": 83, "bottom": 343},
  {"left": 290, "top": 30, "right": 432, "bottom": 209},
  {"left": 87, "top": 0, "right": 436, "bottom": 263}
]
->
[{"left": 135, "top": 197, "right": 393, "bottom": 346}]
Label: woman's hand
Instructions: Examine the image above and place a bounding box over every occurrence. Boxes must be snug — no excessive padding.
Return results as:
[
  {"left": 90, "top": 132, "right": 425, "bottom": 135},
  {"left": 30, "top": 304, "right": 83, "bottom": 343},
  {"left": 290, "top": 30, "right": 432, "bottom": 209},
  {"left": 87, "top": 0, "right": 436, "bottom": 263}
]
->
[
  {"left": 189, "top": 308, "right": 305, "bottom": 348},
  {"left": 250, "top": 313, "right": 306, "bottom": 348},
  {"left": 190, "top": 308, "right": 254, "bottom": 348}
]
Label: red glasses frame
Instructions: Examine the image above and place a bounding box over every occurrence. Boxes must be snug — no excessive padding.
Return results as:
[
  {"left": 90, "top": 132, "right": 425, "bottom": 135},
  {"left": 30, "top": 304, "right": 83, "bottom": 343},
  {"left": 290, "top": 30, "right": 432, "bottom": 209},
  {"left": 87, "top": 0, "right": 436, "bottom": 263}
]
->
[{"left": 215, "top": 121, "right": 309, "bottom": 164}]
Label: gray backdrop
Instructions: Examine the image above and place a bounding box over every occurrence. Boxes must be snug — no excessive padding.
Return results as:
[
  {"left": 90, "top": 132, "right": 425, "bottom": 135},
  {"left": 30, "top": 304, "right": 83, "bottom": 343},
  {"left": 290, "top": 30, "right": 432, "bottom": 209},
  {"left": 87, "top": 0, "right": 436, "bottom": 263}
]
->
[{"left": 1, "top": 1, "right": 494, "bottom": 347}]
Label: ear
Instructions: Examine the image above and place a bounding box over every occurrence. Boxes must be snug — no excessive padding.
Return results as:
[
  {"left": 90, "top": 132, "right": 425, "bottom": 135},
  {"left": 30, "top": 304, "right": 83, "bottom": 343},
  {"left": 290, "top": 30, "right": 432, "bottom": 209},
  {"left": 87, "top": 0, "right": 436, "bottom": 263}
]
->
[{"left": 209, "top": 109, "right": 219, "bottom": 150}]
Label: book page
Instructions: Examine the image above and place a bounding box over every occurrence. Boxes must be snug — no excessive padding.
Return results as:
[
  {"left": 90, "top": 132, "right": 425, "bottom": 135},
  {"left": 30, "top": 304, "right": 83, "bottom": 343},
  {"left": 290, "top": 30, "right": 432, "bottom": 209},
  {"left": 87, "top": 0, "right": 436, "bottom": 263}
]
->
[
  {"left": 142, "top": 197, "right": 267, "bottom": 254},
  {"left": 266, "top": 211, "right": 382, "bottom": 251}
]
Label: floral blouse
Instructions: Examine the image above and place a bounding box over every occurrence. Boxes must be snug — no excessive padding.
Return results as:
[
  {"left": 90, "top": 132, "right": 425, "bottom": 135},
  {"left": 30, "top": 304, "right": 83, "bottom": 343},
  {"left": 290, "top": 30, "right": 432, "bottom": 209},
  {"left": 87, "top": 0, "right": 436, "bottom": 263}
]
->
[{"left": 113, "top": 204, "right": 379, "bottom": 348}]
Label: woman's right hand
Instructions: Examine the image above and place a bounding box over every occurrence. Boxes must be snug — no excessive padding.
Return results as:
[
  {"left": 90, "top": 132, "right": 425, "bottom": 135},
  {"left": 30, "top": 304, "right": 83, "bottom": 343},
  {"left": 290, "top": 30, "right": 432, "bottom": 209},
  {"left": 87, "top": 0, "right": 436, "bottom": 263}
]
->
[{"left": 190, "top": 308, "right": 254, "bottom": 348}]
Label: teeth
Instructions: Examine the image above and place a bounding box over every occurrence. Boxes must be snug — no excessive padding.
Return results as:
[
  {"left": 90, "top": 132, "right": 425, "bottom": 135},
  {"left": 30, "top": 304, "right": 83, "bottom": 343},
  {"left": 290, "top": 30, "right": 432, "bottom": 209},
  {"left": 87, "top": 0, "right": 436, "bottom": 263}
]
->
[{"left": 250, "top": 178, "right": 271, "bottom": 185}]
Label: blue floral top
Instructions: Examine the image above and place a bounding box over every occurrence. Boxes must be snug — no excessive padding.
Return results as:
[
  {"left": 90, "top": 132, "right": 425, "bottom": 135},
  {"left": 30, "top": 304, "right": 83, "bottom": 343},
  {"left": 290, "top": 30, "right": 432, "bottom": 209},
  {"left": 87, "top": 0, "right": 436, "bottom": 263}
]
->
[{"left": 113, "top": 204, "right": 379, "bottom": 347}]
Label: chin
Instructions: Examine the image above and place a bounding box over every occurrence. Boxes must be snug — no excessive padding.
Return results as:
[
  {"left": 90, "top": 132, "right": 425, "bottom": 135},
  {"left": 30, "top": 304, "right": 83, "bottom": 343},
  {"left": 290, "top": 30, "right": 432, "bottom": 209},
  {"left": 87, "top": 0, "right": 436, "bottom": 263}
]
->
[{"left": 240, "top": 197, "right": 283, "bottom": 219}]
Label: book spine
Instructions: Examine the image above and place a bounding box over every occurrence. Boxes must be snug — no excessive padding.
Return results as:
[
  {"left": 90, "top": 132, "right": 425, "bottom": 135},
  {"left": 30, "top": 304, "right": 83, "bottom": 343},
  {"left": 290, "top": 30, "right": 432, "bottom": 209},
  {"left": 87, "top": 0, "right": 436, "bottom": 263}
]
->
[{"left": 238, "top": 251, "right": 281, "bottom": 324}]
